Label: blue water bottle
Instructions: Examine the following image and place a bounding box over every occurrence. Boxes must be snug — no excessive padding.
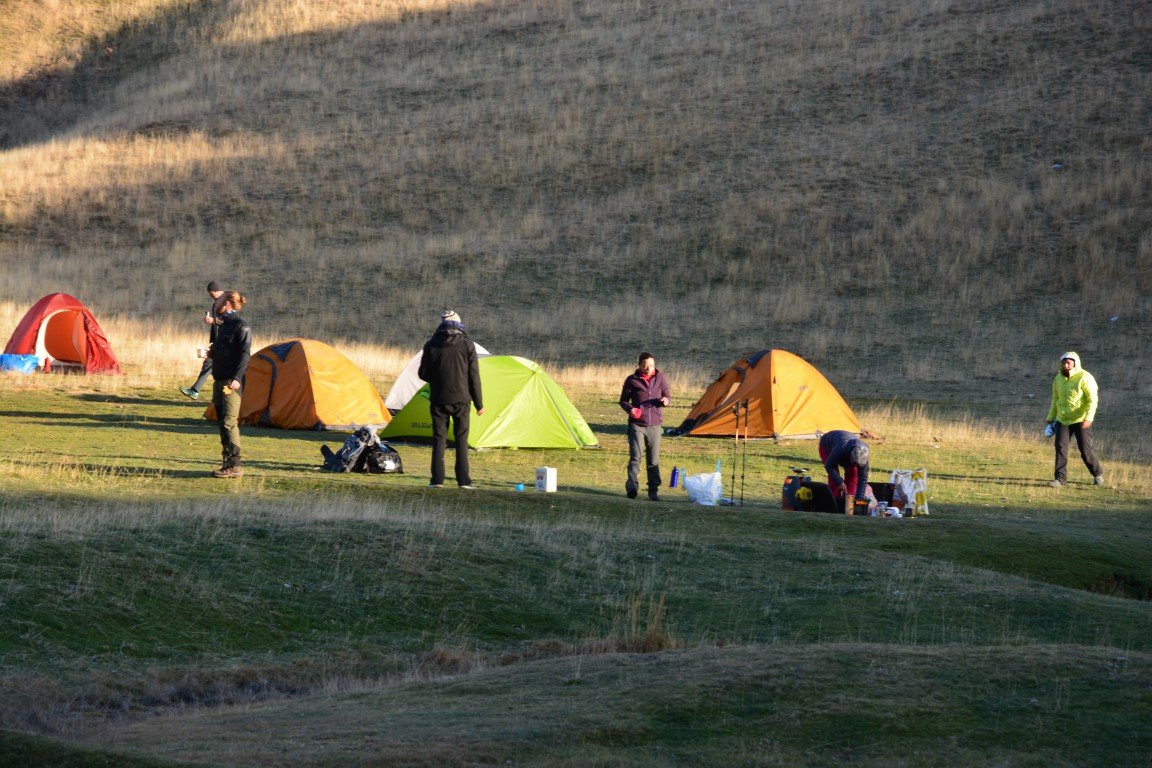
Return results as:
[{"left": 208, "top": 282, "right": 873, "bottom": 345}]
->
[
  {"left": 670, "top": 467, "right": 679, "bottom": 488},
  {"left": 715, "top": 458, "right": 722, "bottom": 473}
]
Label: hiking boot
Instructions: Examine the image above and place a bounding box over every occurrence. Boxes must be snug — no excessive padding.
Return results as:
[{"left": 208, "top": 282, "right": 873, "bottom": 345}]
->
[
  {"left": 212, "top": 466, "right": 243, "bottom": 478},
  {"left": 180, "top": 387, "right": 200, "bottom": 400},
  {"left": 626, "top": 489, "right": 638, "bottom": 499},
  {"left": 1047, "top": 479, "right": 1065, "bottom": 488},
  {"left": 648, "top": 491, "right": 659, "bottom": 502},
  {"left": 1093, "top": 475, "right": 1105, "bottom": 486}
]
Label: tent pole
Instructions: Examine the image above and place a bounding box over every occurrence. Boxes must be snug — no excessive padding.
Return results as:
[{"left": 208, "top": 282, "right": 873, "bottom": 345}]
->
[
  {"left": 740, "top": 399, "right": 748, "bottom": 507},
  {"left": 729, "top": 402, "right": 739, "bottom": 505}
]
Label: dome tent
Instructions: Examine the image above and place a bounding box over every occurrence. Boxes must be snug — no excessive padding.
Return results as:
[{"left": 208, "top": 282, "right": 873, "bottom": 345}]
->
[
  {"left": 381, "top": 355, "right": 596, "bottom": 449},
  {"left": 204, "top": 338, "right": 390, "bottom": 430},
  {"left": 3, "top": 293, "right": 120, "bottom": 374},
  {"left": 673, "top": 349, "right": 860, "bottom": 439}
]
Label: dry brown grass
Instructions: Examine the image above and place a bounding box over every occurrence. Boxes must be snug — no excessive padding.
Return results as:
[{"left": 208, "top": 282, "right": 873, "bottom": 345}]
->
[{"left": 1, "top": 0, "right": 1149, "bottom": 452}]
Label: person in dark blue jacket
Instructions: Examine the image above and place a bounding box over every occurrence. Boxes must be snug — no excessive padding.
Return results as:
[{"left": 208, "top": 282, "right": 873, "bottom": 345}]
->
[
  {"left": 818, "top": 430, "right": 870, "bottom": 505},
  {"left": 619, "top": 352, "right": 671, "bottom": 500}
]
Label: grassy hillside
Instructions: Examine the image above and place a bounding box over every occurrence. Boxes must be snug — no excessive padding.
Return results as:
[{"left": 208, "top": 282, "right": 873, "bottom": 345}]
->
[{"left": 1, "top": 0, "right": 1150, "bottom": 450}]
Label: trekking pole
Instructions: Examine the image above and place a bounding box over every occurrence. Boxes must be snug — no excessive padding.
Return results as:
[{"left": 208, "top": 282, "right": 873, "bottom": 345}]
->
[
  {"left": 728, "top": 402, "right": 740, "bottom": 505},
  {"left": 739, "top": 399, "right": 749, "bottom": 507}
]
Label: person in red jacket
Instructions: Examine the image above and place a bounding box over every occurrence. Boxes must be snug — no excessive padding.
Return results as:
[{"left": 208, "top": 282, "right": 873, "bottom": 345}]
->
[{"left": 619, "top": 352, "right": 671, "bottom": 500}]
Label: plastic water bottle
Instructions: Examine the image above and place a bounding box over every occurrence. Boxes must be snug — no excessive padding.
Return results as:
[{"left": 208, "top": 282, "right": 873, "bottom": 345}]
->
[{"left": 715, "top": 459, "right": 722, "bottom": 474}]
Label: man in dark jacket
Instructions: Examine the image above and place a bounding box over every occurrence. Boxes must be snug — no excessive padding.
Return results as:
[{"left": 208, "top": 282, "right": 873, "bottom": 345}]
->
[
  {"left": 619, "top": 352, "right": 671, "bottom": 500},
  {"left": 818, "top": 430, "right": 870, "bottom": 508},
  {"left": 209, "top": 291, "right": 251, "bottom": 478},
  {"left": 180, "top": 280, "right": 226, "bottom": 400},
  {"left": 418, "top": 310, "right": 484, "bottom": 488}
]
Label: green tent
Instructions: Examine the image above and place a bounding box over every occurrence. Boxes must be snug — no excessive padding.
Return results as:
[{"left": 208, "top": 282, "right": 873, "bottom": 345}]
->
[{"left": 380, "top": 355, "right": 598, "bottom": 449}]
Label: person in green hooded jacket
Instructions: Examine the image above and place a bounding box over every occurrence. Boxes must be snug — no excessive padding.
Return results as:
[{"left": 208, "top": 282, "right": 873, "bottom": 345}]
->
[{"left": 1045, "top": 351, "right": 1103, "bottom": 488}]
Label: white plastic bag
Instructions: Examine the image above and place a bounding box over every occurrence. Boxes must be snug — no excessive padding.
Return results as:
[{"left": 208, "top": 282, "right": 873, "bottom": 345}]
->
[
  {"left": 684, "top": 472, "right": 723, "bottom": 505},
  {"left": 889, "top": 468, "right": 930, "bottom": 516}
]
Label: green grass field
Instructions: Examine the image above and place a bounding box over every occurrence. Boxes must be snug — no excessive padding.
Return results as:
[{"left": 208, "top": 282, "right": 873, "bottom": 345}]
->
[{"left": 1, "top": 379, "right": 1149, "bottom": 766}]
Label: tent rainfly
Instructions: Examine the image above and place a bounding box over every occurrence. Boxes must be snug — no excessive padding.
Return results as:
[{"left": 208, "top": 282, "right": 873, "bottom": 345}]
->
[
  {"left": 673, "top": 349, "right": 861, "bottom": 439},
  {"left": 3, "top": 293, "right": 120, "bottom": 374},
  {"left": 204, "top": 338, "right": 391, "bottom": 430},
  {"left": 380, "top": 355, "right": 597, "bottom": 449}
]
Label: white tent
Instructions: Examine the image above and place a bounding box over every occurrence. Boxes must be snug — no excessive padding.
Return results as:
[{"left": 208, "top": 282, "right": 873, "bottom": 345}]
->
[{"left": 384, "top": 342, "right": 491, "bottom": 413}]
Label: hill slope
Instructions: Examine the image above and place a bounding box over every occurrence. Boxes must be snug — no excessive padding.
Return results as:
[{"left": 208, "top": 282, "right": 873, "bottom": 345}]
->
[{"left": 0, "top": 0, "right": 1149, "bottom": 426}]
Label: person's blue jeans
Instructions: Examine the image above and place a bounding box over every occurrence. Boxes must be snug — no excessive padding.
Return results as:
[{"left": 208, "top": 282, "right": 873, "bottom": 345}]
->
[{"left": 190, "top": 357, "right": 212, "bottom": 393}]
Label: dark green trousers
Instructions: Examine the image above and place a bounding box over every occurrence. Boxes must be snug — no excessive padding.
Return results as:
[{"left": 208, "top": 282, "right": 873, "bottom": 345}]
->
[{"left": 213, "top": 381, "right": 242, "bottom": 467}]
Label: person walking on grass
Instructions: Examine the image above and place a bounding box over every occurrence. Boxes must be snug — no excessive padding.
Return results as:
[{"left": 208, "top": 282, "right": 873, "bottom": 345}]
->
[
  {"left": 619, "top": 352, "right": 670, "bottom": 501},
  {"left": 1045, "top": 351, "right": 1104, "bottom": 488},
  {"left": 418, "top": 310, "right": 484, "bottom": 488},
  {"left": 180, "top": 280, "right": 226, "bottom": 400},
  {"left": 818, "top": 429, "right": 871, "bottom": 510},
  {"left": 209, "top": 291, "right": 251, "bottom": 479}
]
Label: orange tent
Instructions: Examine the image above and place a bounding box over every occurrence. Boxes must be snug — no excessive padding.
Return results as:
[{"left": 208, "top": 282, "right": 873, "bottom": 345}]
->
[
  {"left": 204, "top": 339, "right": 390, "bottom": 430},
  {"left": 673, "top": 349, "right": 861, "bottom": 439}
]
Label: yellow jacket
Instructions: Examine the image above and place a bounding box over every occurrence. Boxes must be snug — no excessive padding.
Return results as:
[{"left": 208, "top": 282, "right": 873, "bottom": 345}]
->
[{"left": 1046, "top": 351, "right": 1099, "bottom": 425}]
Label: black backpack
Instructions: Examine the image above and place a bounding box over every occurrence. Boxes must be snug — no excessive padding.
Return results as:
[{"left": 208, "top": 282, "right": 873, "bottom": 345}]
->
[
  {"left": 321, "top": 427, "right": 404, "bottom": 474},
  {"left": 363, "top": 441, "right": 403, "bottom": 474}
]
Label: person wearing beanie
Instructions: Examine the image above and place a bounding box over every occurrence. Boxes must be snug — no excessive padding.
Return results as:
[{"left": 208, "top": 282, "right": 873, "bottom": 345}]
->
[
  {"left": 418, "top": 310, "right": 484, "bottom": 488},
  {"left": 180, "top": 280, "right": 227, "bottom": 400},
  {"left": 1045, "top": 351, "right": 1104, "bottom": 487},
  {"left": 618, "top": 352, "right": 671, "bottom": 500}
]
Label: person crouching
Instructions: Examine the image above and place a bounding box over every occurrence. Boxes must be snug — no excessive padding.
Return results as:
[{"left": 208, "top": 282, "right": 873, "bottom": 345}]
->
[{"left": 818, "top": 429, "right": 870, "bottom": 512}]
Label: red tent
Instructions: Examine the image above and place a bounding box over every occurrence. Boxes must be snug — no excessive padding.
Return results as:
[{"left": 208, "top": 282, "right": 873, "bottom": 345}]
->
[{"left": 3, "top": 293, "right": 121, "bottom": 374}]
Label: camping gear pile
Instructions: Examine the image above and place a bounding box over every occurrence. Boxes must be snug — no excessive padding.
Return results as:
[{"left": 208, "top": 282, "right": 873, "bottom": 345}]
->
[
  {"left": 320, "top": 427, "right": 404, "bottom": 473},
  {"left": 781, "top": 466, "right": 928, "bottom": 517}
]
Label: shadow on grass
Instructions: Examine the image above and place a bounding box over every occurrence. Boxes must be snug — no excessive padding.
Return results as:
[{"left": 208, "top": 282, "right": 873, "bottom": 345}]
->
[
  {"left": 6, "top": 402, "right": 343, "bottom": 444},
  {"left": 587, "top": 422, "right": 629, "bottom": 437},
  {"left": 0, "top": 0, "right": 237, "bottom": 149}
]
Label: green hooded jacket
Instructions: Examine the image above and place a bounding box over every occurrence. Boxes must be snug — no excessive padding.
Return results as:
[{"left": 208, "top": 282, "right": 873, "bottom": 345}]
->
[{"left": 1046, "top": 351, "right": 1099, "bottom": 425}]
